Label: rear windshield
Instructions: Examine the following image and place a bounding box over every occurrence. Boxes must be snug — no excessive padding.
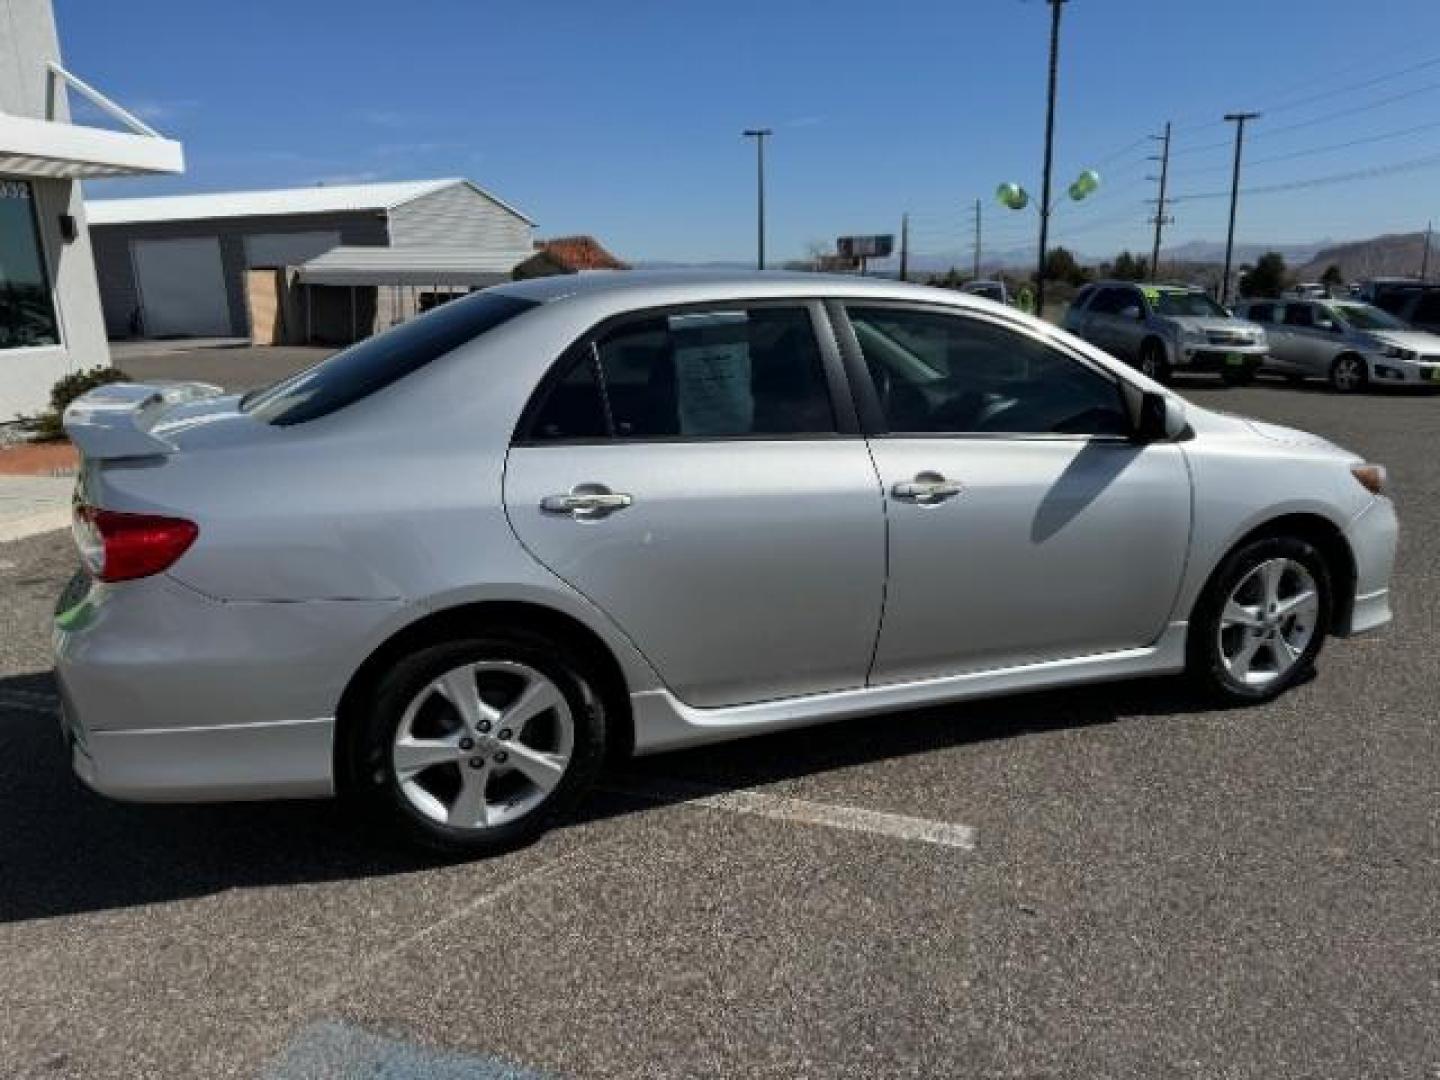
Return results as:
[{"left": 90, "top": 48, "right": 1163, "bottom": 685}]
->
[{"left": 243, "top": 292, "right": 538, "bottom": 425}]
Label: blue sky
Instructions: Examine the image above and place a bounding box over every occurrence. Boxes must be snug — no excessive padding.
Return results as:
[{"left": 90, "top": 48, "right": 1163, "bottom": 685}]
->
[{"left": 60, "top": 0, "right": 1440, "bottom": 265}]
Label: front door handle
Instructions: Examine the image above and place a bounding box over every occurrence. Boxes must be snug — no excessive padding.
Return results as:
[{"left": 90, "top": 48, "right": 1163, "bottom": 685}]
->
[
  {"left": 540, "top": 485, "right": 633, "bottom": 517},
  {"left": 892, "top": 473, "right": 963, "bottom": 504}
]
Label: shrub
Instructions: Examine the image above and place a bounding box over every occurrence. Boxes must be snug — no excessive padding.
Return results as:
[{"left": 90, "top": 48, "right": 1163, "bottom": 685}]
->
[{"left": 17, "top": 365, "right": 131, "bottom": 441}]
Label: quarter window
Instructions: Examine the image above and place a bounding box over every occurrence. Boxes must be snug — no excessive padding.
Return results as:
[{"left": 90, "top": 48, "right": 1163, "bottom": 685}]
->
[
  {"left": 525, "top": 305, "right": 837, "bottom": 441},
  {"left": 0, "top": 180, "right": 60, "bottom": 350},
  {"left": 846, "top": 306, "right": 1130, "bottom": 437}
]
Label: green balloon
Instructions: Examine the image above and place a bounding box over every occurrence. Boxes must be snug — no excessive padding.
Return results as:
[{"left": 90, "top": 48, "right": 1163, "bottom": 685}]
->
[
  {"left": 996, "top": 182, "right": 1030, "bottom": 211},
  {"left": 1068, "top": 169, "right": 1101, "bottom": 201}
]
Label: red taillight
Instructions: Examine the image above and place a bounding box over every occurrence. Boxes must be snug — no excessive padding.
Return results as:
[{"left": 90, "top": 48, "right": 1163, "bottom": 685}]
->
[{"left": 73, "top": 506, "right": 198, "bottom": 582}]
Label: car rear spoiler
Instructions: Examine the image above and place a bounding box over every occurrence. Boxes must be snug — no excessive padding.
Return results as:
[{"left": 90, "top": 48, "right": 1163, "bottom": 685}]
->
[{"left": 63, "top": 381, "right": 225, "bottom": 460}]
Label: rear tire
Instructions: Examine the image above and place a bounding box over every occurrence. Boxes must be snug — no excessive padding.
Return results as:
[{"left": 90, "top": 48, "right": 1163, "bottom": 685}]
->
[
  {"left": 1187, "top": 535, "right": 1332, "bottom": 705},
  {"left": 1329, "top": 353, "right": 1368, "bottom": 394},
  {"left": 1139, "top": 339, "right": 1172, "bottom": 384},
  {"left": 346, "top": 629, "right": 608, "bottom": 856}
]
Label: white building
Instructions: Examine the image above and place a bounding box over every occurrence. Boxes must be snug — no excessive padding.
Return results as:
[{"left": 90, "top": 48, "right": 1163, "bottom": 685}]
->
[{"left": 0, "top": 0, "right": 183, "bottom": 417}]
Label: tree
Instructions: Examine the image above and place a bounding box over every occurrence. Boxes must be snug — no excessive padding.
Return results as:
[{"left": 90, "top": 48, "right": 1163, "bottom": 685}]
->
[
  {"left": 1042, "top": 246, "right": 1087, "bottom": 287},
  {"left": 1320, "top": 263, "right": 1344, "bottom": 291},
  {"left": 1110, "top": 250, "right": 1149, "bottom": 281},
  {"left": 1239, "top": 252, "right": 1288, "bottom": 298}
]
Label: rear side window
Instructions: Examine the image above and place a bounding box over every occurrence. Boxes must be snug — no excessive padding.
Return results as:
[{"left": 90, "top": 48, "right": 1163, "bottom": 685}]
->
[
  {"left": 523, "top": 305, "right": 837, "bottom": 441},
  {"left": 244, "top": 292, "right": 537, "bottom": 425}
]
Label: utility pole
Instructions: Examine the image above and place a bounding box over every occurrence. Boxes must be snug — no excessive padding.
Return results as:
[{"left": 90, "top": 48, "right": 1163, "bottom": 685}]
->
[
  {"left": 1421, "top": 220, "right": 1432, "bottom": 281},
  {"left": 742, "top": 128, "right": 772, "bottom": 270},
  {"left": 899, "top": 212, "right": 910, "bottom": 281},
  {"left": 1148, "top": 121, "right": 1172, "bottom": 282},
  {"left": 971, "top": 198, "right": 982, "bottom": 280},
  {"left": 1034, "top": 0, "right": 1066, "bottom": 318},
  {"left": 1219, "top": 111, "right": 1259, "bottom": 305}
]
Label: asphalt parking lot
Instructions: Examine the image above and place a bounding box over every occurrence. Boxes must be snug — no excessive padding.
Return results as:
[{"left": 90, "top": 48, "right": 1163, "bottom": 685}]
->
[{"left": 0, "top": 379, "right": 1435, "bottom": 1079}]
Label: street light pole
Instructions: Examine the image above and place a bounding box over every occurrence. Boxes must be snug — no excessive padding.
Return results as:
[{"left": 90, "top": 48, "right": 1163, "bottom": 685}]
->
[
  {"left": 1220, "top": 111, "right": 1259, "bottom": 304},
  {"left": 742, "top": 128, "right": 772, "bottom": 270},
  {"left": 1035, "top": 0, "right": 1066, "bottom": 318}
]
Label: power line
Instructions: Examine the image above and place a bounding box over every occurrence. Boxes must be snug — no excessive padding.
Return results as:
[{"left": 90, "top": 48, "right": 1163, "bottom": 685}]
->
[
  {"left": 1168, "top": 117, "right": 1440, "bottom": 177},
  {"left": 1167, "top": 149, "right": 1440, "bottom": 204},
  {"left": 1259, "top": 52, "right": 1440, "bottom": 117}
]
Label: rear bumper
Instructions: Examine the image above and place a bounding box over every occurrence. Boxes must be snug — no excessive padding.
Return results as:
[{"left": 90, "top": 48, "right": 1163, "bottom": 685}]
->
[
  {"left": 63, "top": 704, "right": 334, "bottom": 802},
  {"left": 54, "top": 571, "right": 405, "bottom": 802}
]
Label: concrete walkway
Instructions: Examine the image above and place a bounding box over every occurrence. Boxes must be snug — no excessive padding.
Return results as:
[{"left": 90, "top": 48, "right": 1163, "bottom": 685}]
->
[{"left": 0, "top": 475, "right": 72, "bottom": 544}]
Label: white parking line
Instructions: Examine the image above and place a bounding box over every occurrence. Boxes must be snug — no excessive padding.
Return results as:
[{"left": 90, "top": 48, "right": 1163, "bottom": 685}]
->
[
  {"left": 606, "top": 777, "right": 977, "bottom": 851},
  {"left": 0, "top": 687, "right": 976, "bottom": 850}
]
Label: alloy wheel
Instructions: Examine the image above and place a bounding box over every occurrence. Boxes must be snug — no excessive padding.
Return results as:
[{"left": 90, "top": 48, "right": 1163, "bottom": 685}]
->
[
  {"left": 1217, "top": 558, "right": 1319, "bottom": 688},
  {"left": 1332, "top": 355, "right": 1364, "bottom": 392},
  {"left": 391, "top": 660, "right": 574, "bottom": 830}
]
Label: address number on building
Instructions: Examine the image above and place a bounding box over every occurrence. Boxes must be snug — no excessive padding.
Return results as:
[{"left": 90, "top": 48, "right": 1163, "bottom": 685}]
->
[{"left": 0, "top": 181, "right": 32, "bottom": 200}]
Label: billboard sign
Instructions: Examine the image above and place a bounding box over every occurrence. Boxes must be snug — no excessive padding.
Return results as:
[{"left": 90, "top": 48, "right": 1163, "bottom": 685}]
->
[{"left": 836, "top": 234, "right": 894, "bottom": 259}]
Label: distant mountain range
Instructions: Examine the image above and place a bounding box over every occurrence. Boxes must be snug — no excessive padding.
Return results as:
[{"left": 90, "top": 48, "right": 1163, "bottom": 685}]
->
[
  {"left": 636, "top": 233, "right": 1430, "bottom": 282},
  {"left": 1294, "top": 232, "right": 1432, "bottom": 282}
]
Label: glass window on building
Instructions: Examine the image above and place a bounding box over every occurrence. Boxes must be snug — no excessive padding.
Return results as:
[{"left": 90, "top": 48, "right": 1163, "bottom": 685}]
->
[{"left": 0, "top": 180, "right": 61, "bottom": 350}]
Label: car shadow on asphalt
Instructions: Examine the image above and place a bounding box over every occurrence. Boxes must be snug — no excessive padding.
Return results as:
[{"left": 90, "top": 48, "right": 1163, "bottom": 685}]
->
[{"left": 0, "top": 666, "right": 1239, "bottom": 924}]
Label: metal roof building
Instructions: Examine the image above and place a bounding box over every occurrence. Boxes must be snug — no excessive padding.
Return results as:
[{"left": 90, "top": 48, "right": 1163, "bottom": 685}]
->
[
  {"left": 87, "top": 177, "right": 536, "bottom": 343},
  {"left": 0, "top": 0, "right": 184, "bottom": 415}
]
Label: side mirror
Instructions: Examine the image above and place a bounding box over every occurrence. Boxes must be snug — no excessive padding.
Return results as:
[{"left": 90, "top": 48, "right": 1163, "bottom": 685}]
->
[
  {"left": 1123, "top": 385, "right": 1184, "bottom": 443},
  {"left": 1120, "top": 305, "right": 1143, "bottom": 321}
]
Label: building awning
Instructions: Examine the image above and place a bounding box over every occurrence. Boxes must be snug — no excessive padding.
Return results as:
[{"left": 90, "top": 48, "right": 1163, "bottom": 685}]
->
[
  {"left": 294, "top": 246, "right": 535, "bottom": 287},
  {"left": 0, "top": 64, "right": 184, "bottom": 179}
]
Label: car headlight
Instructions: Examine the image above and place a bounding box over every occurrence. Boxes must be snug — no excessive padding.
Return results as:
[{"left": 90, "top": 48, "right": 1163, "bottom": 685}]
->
[
  {"left": 1251, "top": 330, "right": 1268, "bottom": 348},
  {"left": 1180, "top": 327, "right": 1205, "bottom": 345},
  {"left": 1381, "top": 345, "right": 1416, "bottom": 361}
]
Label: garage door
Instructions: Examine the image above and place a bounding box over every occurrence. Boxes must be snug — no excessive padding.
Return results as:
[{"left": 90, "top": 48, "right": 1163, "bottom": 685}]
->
[{"left": 132, "top": 237, "right": 232, "bottom": 337}]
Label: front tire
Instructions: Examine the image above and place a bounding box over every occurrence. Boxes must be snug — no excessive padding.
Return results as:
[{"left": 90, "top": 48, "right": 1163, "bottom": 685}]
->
[
  {"left": 1139, "top": 339, "right": 1172, "bottom": 384},
  {"left": 1187, "top": 535, "right": 1332, "bottom": 705},
  {"left": 347, "top": 630, "right": 608, "bottom": 856},
  {"left": 1329, "top": 353, "right": 1368, "bottom": 394}
]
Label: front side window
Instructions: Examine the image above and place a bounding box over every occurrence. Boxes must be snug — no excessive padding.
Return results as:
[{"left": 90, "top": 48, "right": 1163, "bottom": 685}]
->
[
  {"left": 1282, "top": 303, "right": 1316, "bottom": 329},
  {"left": 847, "top": 306, "right": 1130, "bottom": 437},
  {"left": 1245, "top": 302, "right": 1276, "bottom": 323},
  {"left": 0, "top": 180, "right": 60, "bottom": 350},
  {"left": 525, "top": 305, "right": 837, "bottom": 441},
  {"left": 1086, "top": 287, "right": 1126, "bottom": 316}
]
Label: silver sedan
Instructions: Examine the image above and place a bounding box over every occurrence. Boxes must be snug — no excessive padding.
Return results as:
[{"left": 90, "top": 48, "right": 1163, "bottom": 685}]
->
[{"left": 56, "top": 271, "right": 1397, "bottom": 855}]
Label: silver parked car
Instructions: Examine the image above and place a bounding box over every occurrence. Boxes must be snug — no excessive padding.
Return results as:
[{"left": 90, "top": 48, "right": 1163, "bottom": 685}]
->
[
  {"left": 1234, "top": 297, "right": 1440, "bottom": 391},
  {"left": 57, "top": 272, "right": 1397, "bottom": 855},
  {"left": 1064, "top": 281, "right": 1269, "bottom": 385}
]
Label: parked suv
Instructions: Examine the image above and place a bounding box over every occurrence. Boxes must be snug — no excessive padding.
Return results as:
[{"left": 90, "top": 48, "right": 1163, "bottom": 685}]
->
[
  {"left": 1063, "top": 281, "right": 1268, "bottom": 384},
  {"left": 1235, "top": 297, "right": 1440, "bottom": 392},
  {"left": 1377, "top": 286, "right": 1440, "bottom": 336}
]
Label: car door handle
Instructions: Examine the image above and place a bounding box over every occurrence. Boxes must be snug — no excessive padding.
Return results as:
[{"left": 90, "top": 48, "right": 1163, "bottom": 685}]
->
[
  {"left": 540, "top": 488, "right": 633, "bottom": 516},
  {"left": 891, "top": 474, "right": 963, "bottom": 504}
]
